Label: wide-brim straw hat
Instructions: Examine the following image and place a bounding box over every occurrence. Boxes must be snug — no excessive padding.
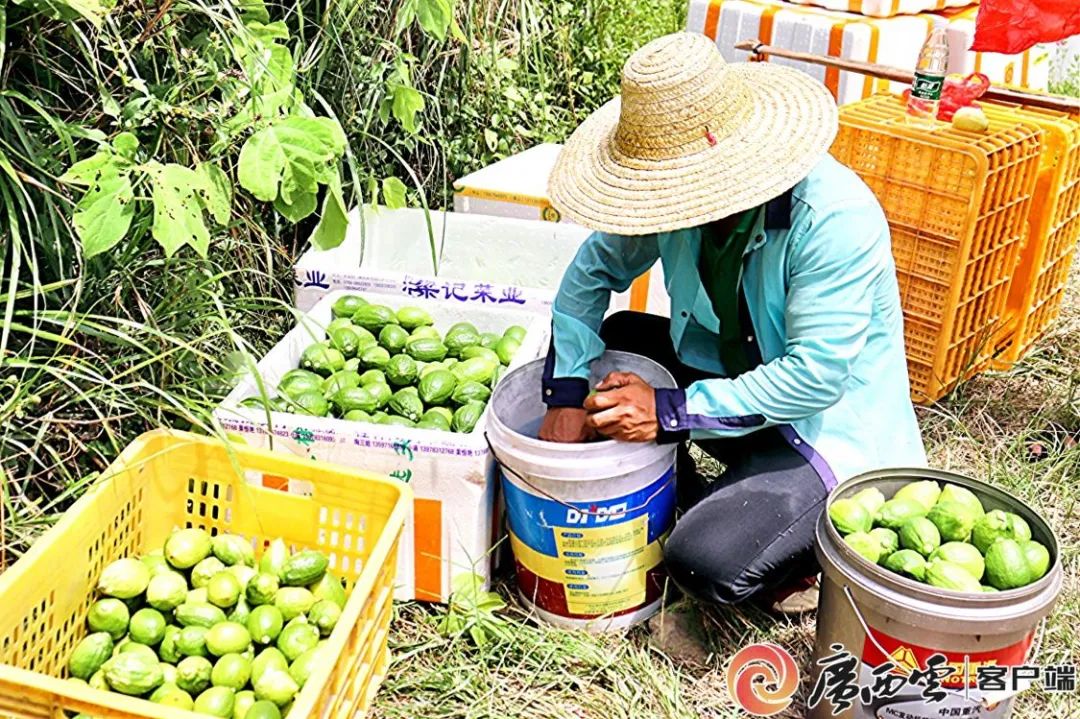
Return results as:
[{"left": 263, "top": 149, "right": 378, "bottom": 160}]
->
[{"left": 548, "top": 32, "right": 839, "bottom": 235}]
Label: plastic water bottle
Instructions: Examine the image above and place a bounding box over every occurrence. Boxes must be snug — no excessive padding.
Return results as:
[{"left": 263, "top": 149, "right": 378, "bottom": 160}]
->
[{"left": 906, "top": 28, "right": 950, "bottom": 127}]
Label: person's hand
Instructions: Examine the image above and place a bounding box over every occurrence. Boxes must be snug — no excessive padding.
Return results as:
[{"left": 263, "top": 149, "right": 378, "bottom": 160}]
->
[
  {"left": 539, "top": 407, "right": 599, "bottom": 443},
  {"left": 583, "top": 372, "right": 658, "bottom": 442}
]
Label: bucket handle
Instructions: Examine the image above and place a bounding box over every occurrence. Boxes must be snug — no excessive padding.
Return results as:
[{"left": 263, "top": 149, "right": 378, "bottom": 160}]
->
[
  {"left": 484, "top": 432, "right": 675, "bottom": 517},
  {"left": 839, "top": 585, "right": 1044, "bottom": 709}
]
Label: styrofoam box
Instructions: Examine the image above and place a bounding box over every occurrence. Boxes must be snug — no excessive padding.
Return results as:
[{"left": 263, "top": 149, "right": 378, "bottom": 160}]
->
[
  {"left": 294, "top": 205, "right": 673, "bottom": 318},
  {"left": 690, "top": 0, "right": 1052, "bottom": 106},
  {"left": 216, "top": 290, "right": 549, "bottom": 603},
  {"left": 453, "top": 143, "right": 570, "bottom": 223},
  {"left": 783, "top": 0, "right": 971, "bottom": 19}
]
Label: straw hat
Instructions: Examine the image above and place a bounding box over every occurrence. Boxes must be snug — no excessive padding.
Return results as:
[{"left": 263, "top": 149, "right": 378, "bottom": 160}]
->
[{"left": 548, "top": 32, "right": 839, "bottom": 235}]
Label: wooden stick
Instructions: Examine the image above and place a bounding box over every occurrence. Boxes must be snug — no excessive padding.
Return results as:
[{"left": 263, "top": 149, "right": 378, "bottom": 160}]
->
[{"left": 735, "top": 40, "right": 1080, "bottom": 113}]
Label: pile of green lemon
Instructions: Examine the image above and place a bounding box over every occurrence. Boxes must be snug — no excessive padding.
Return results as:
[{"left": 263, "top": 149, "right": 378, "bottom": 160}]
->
[
  {"left": 66, "top": 528, "right": 347, "bottom": 719},
  {"left": 829, "top": 481, "right": 1051, "bottom": 592},
  {"left": 240, "top": 293, "right": 525, "bottom": 433}
]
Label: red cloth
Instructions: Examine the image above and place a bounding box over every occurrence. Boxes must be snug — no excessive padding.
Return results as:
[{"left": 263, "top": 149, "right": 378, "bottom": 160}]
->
[{"left": 971, "top": 0, "right": 1080, "bottom": 55}]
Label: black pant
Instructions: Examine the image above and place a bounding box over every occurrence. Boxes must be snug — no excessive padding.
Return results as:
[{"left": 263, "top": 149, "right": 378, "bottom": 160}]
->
[{"left": 599, "top": 312, "right": 828, "bottom": 605}]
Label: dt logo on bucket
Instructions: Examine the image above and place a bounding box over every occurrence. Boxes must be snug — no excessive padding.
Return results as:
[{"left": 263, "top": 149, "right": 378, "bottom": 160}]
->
[{"left": 726, "top": 643, "right": 800, "bottom": 717}]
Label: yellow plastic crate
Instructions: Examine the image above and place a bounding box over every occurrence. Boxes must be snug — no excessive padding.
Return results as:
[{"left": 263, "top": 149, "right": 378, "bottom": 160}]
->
[
  {"left": 983, "top": 102, "right": 1080, "bottom": 366},
  {"left": 0, "top": 430, "right": 410, "bottom": 719},
  {"left": 831, "top": 94, "right": 1042, "bottom": 404}
]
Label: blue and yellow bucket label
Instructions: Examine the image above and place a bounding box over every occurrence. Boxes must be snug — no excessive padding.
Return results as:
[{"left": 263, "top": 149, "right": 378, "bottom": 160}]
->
[{"left": 502, "top": 466, "right": 676, "bottom": 618}]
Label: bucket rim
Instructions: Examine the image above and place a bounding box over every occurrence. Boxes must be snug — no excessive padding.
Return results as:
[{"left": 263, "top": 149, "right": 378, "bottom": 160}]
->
[
  {"left": 820, "top": 467, "right": 1062, "bottom": 610},
  {"left": 488, "top": 350, "right": 677, "bottom": 456}
]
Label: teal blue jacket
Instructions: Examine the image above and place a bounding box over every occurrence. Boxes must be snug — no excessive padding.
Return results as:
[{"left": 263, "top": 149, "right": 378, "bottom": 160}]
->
[{"left": 542, "top": 156, "right": 927, "bottom": 487}]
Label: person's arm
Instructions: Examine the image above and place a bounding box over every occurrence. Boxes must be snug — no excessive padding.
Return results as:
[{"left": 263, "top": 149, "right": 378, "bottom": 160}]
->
[
  {"left": 654, "top": 199, "right": 887, "bottom": 439},
  {"left": 542, "top": 230, "right": 661, "bottom": 408}
]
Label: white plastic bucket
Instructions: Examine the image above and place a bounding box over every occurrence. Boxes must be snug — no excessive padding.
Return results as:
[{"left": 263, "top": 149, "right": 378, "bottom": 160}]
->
[
  {"left": 813, "top": 469, "right": 1063, "bottom": 718},
  {"left": 487, "top": 351, "right": 678, "bottom": 632}
]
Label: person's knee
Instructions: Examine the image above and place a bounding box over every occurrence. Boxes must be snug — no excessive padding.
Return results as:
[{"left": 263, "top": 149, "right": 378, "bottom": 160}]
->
[
  {"left": 664, "top": 517, "right": 760, "bottom": 604},
  {"left": 598, "top": 311, "right": 643, "bottom": 344}
]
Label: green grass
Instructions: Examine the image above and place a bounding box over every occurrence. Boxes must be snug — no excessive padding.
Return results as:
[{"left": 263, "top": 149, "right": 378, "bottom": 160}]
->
[{"left": 373, "top": 268, "right": 1080, "bottom": 718}]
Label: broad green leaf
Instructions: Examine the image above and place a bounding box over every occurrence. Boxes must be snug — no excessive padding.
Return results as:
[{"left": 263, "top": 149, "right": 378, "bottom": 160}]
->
[
  {"left": 245, "top": 20, "right": 289, "bottom": 42},
  {"left": 72, "top": 165, "right": 134, "bottom": 258},
  {"left": 236, "top": 0, "right": 270, "bottom": 24},
  {"left": 146, "top": 163, "right": 212, "bottom": 258},
  {"left": 16, "top": 0, "right": 112, "bottom": 26},
  {"left": 60, "top": 152, "right": 116, "bottom": 186},
  {"left": 111, "top": 132, "right": 139, "bottom": 159},
  {"left": 273, "top": 191, "right": 317, "bottom": 223},
  {"left": 237, "top": 116, "right": 346, "bottom": 204},
  {"left": 310, "top": 183, "right": 349, "bottom": 250},
  {"left": 416, "top": 0, "right": 451, "bottom": 41},
  {"left": 195, "top": 163, "right": 232, "bottom": 225},
  {"left": 394, "top": 0, "right": 417, "bottom": 36},
  {"left": 382, "top": 177, "right": 407, "bottom": 209},
  {"left": 483, "top": 128, "right": 498, "bottom": 152},
  {"left": 390, "top": 84, "right": 424, "bottom": 134},
  {"left": 449, "top": 16, "right": 466, "bottom": 43}
]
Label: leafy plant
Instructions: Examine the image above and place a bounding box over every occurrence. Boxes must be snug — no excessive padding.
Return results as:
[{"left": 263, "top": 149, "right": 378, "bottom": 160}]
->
[{"left": 437, "top": 572, "right": 511, "bottom": 648}]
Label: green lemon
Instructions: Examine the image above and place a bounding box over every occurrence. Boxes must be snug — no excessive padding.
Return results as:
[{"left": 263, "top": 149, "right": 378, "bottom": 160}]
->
[
  {"left": 212, "top": 653, "right": 253, "bottom": 690},
  {"left": 260, "top": 540, "right": 289, "bottom": 577},
  {"left": 248, "top": 605, "right": 286, "bottom": 645},
  {"left": 208, "top": 572, "right": 243, "bottom": 609},
  {"left": 926, "top": 501, "right": 977, "bottom": 543},
  {"left": 289, "top": 646, "right": 325, "bottom": 687},
  {"left": 926, "top": 559, "right": 982, "bottom": 593},
  {"left": 937, "top": 484, "right": 985, "bottom": 517},
  {"left": 1021, "top": 540, "right": 1051, "bottom": 581},
  {"left": 247, "top": 573, "right": 281, "bottom": 606},
  {"left": 246, "top": 699, "right": 283, "bottom": 719},
  {"left": 150, "top": 684, "right": 194, "bottom": 710},
  {"left": 160, "top": 625, "right": 183, "bottom": 664},
  {"left": 147, "top": 571, "right": 189, "bottom": 612},
  {"left": 192, "top": 557, "right": 228, "bottom": 589},
  {"left": 195, "top": 686, "right": 237, "bottom": 718},
  {"left": 165, "top": 528, "right": 214, "bottom": 569},
  {"left": 177, "top": 625, "right": 209, "bottom": 658},
  {"left": 87, "top": 598, "right": 130, "bottom": 640},
  {"left": 868, "top": 527, "right": 899, "bottom": 562},
  {"left": 893, "top": 480, "right": 942, "bottom": 513},
  {"left": 254, "top": 668, "right": 299, "bottom": 707},
  {"left": 212, "top": 534, "right": 256, "bottom": 567},
  {"left": 97, "top": 558, "right": 151, "bottom": 599},
  {"left": 276, "top": 622, "right": 320, "bottom": 662},
  {"left": 308, "top": 572, "right": 347, "bottom": 609},
  {"left": 972, "top": 510, "right": 1031, "bottom": 553},
  {"left": 899, "top": 517, "right": 941, "bottom": 557},
  {"left": 251, "top": 647, "right": 289, "bottom": 683},
  {"left": 874, "top": 498, "right": 928, "bottom": 530},
  {"left": 228, "top": 596, "right": 253, "bottom": 625},
  {"left": 128, "top": 608, "right": 167, "bottom": 646},
  {"left": 842, "top": 532, "right": 881, "bottom": 563},
  {"left": 929, "top": 542, "right": 985, "bottom": 582},
  {"left": 274, "top": 587, "right": 316, "bottom": 621},
  {"left": 233, "top": 690, "right": 258, "bottom": 719},
  {"left": 141, "top": 552, "right": 172, "bottom": 577},
  {"left": 205, "top": 622, "right": 252, "bottom": 657},
  {"left": 851, "top": 487, "right": 886, "bottom": 516},
  {"left": 176, "top": 655, "right": 213, "bottom": 695},
  {"left": 984, "top": 539, "right": 1032, "bottom": 590},
  {"left": 308, "top": 600, "right": 342, "bottom": 637}
]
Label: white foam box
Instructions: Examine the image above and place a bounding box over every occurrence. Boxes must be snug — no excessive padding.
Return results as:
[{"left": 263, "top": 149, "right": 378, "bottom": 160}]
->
[
  {"left": 216, "top": 290, "right": 549, "bottom": 603},
  {"left": 781, "top": 0, "right": 971, "bottom": 19},
  {"left": 294, "top": 205, "right": 672, "bottom": 318},
  {"left": 689, "top": 0, "right": 1052, "bottom": 106},
  {"left": 453, "top": 143, "right": 570, "bottom": 223}
]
